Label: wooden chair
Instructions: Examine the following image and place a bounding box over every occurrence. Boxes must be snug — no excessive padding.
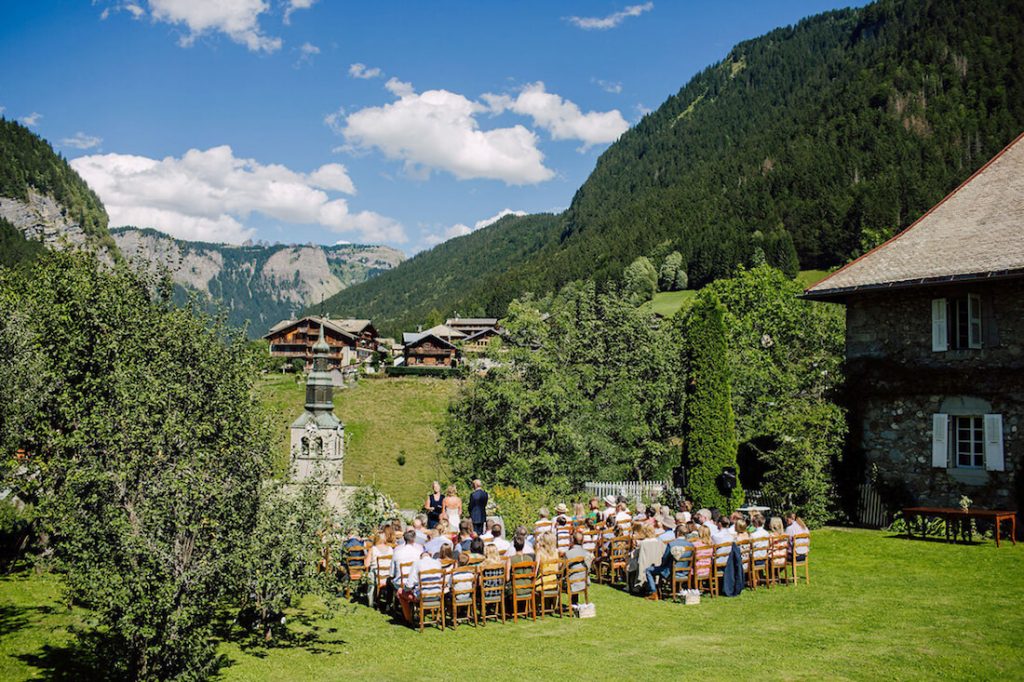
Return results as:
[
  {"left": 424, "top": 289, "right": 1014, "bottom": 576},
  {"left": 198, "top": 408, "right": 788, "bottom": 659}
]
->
[
  {"left": 767, "top": 534, "right": 790, "bottom": 587},
  {"left": 604, "top": 536, "right": 631, "bottom": 587},
  {"left": 510, "top": 560, "right": 536, "bottom": 622},
  {"left": 790, "top": 532, "right": 810, "bottom": 584},
  {"left": 449, "top": 564, "right": 478, "bottom": 627},
  {"left": 691, "top": 542, "right": 715, "bottom": 596},
  {"left": 535, "top": 559, "right": 564, "bottom": 618},
  {"left": 393, "top": 561, "right": 414, "bottom": 614},
  {"left": 371, "top": 555, "right": 392, "bottom": 610},
  {"left": 416, "top": 568, "right": 445, "bottom": 631},
  {"left": 711, "top": 542, "right": 733, "bottom": 596},
  {"left": 343, "top": 541, "right": 367, "bottom": 598},
  {"left": 564, "top": 556, "right": 590, "bottom": 609},
  {"left": 668, "top": 548, "right": 695, "bottom": 601},
  {"left": 534, "top": 521, "right": 553, "bottom": 537},
  {"left": 555, "top": 528, "right": 572, "bottom": 556},
  {"left": 478, "top": 564, "right": 506, "bottom": 625},
  {"left": 749, "top": 534, "right": 771, "bottom": 588}
]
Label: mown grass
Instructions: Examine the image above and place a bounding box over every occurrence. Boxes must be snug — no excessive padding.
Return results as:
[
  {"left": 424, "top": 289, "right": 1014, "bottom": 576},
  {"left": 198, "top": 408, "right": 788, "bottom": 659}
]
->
[
  {"left": 642, "top": 270, "right": 833, "bottom": 320},
  {"left": 256, "top": 374, "right": 459, "bottom": 508},
  {"left": 2, "top": 528, "right": 1022, "bottom": 680}
]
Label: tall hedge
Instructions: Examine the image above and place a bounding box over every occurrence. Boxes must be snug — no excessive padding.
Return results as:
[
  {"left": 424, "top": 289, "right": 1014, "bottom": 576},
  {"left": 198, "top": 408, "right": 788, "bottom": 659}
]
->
[{"left": 682, "top": 290, "right": 742, "bottom": 512}]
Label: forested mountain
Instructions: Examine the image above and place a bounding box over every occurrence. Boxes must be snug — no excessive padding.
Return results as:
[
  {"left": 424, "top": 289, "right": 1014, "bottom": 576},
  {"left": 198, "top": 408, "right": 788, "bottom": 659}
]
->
[
  {"left": 322, "top": 0, "right": 1024, "bottom": 335},
  {"left": 0, "top": 118, "right": 118, "bottom": 260},
  {"left": 113, "top": 227, "right": 404, "bottom": 337}
]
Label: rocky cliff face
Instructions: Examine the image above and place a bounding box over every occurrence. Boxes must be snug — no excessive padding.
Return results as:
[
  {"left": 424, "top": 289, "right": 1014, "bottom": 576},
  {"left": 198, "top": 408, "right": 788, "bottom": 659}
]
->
[
  {"left": 112, "top": 227, "right": 403, "bottom": 336},
  {"left": 0, "top": 189, "right": 116, "bottom": 262}
]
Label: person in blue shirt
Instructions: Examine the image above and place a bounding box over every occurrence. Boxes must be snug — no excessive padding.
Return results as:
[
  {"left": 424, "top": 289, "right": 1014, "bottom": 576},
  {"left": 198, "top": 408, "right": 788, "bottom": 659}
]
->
[{"left": 644, "top": 526, "right": 694, "bottom": 600}]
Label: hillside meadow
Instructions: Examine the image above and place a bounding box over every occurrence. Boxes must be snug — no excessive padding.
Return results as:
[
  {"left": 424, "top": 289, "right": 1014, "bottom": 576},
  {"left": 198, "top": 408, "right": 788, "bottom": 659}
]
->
[
  {"left": 257, "top": 374, "right": 458, "bottom": 508},
  {"left": 2, "top": 529, "right": 1022, "bottom": 680}
]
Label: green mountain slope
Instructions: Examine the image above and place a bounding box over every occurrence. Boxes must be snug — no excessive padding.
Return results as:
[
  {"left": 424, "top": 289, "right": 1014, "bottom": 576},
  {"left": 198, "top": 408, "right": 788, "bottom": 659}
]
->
[
  {"left": 0, "top": 118, "right": 117, "bottom": 260},
  {"left": 323, "top": 0, "right": 1024, "bottom": 334}
]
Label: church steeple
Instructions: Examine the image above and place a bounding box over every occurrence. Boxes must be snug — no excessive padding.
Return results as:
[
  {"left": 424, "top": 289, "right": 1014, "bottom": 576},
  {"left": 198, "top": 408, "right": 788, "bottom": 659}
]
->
[
  {"left": 290, "top": 321, "right": 345, "bottom": 488},
  {"left": 305, "top": 323, "right": 334, "bottom": 413}
]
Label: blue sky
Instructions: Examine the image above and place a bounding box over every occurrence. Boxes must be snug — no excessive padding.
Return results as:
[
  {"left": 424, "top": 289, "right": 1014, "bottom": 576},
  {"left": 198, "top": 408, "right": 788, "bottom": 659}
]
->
[{"left": 1, "top": 1, "right": 860, "bottom": 254}]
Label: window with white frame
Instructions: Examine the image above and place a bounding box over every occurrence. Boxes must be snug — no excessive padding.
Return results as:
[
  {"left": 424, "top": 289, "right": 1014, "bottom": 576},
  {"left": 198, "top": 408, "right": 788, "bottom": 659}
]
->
[
  {"left": 931, "top": 294, "right": 982, "bottom": 351},
  {"left": 932, "top": 413, "right": 1004, "bottom": 471}
]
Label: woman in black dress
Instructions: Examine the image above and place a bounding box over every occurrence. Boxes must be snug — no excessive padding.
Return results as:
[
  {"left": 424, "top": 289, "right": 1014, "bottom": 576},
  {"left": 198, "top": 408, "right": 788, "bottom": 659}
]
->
[{"left": 424, "top": 480, "right": 444, "bottom": 529}]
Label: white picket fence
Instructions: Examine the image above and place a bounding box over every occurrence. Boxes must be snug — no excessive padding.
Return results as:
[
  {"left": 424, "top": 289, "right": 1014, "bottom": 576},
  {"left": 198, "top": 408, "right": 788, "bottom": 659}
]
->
[{"left": 584, "top": 480, "right": 677, "bottom": 505}]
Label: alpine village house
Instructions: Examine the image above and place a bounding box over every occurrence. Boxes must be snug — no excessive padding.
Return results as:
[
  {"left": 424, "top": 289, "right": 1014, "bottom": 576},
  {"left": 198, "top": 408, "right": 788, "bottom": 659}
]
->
[
  {"left": 264, "top": 316, "right": 380, "bottom": 369},
  {"left": 804, "top": 132, "right": 1024, "bottom": 515}
]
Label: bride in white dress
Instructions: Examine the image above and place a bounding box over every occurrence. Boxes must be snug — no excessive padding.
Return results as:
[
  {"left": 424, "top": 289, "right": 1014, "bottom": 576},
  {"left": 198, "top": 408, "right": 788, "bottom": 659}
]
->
[{"left": 443, "top": 484, "right": 462, "bottom": 529}]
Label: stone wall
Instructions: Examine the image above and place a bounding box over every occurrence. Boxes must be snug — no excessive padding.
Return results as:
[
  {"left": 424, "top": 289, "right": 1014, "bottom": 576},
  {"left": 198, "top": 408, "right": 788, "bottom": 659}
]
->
[{"left": 845, "top": 279, "right": 1024, "bottom": 511}]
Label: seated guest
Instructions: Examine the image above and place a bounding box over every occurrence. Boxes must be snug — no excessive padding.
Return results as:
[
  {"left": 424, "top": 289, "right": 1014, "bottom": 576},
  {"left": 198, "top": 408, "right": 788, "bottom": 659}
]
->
[
  {"left": 587, "top": 497, "right": 601, "bottom": 521},
  {"left": 785, "top": 512, "right": 808, "bottom": 537},
  {"left": 535, "top": 507, "right": 553, "bottom": 535},
  {"left": 564, "top": 531, "right": 594, "bottom": 571},
  {"left": 602, "top": 515, "right": 618, "bottom": 542},
  {"left": 769, "top": 516, "right": 785, "bottom": 535},
  {"left": 685, "top": 521, "right": 700, "bottom": 539},
  {"left": 657, "top": 515, "right": 676, "bottom": 542},
  {"left": 411, "top": 516, "right": 429, "bottom": 546},
  {"left": 424, "top": 528, "right": 453, "bottom": 557},
  {"left": 712, "top": 517, "right": 734, "bottom": 546},
  {"left": 553, "top": 503, "right": 572, "bottom": 527},
  {"left": 489, "top": 523, "right": 512, "bottom": 555},
  {"left": 390, "top": 529, "right": 423, "bottom": 587},
  {"left": 644, "top": 525, "right": 694, "bottom": 600},
  {"left": 509, "top": 535, "right": 534, "bottom": 563},
  {"left": 456, "top": 519, "right": 475, "bottom": 553},
  {"left": 382, "top": 524, "right": 397, "bottom": 547},
  {"left": 697, "top": 508, "right": 716, "bottom": 532},
  {"left": 513, "top": 525, "right": 535, "bottom": 555},
  {"left": 733, "top": 519, "right": 750, "bottom": 543},
  {"left": 459, "top": 537, "right": 486, "bottom": 565},
  {"left": 632, "top": 525, "right": 663, "bottom": 592},
  {"left": 601, "top": 495, "right": 617, "bottom": 521},
  {"left": 438, "top": 543, "right": 454, "bottom": 562},
  {"left": 729, "top": 512, "right": 744, "bottom": 534},
  {"left": 398, "top": 551, "right": 442, "bottom": 622},
  {"left": 573, "top": 502, "right": 587, "bottom": 523},
  {"left": 534, "top": 533, "right": 561, "bottom": 592},
  {"left": 365, "top": 531, "right": 394, "bottom": 572},
  {"left": 749, "top": 515, "right": 770, "bottom": 560},
  {"left": 635, "top": 502, "right": 648, "bottom": 522},
  {"left": 481, "top": 543, "right": 507, "bottom": 580},
  {"left": 615, "top": 501, "right": 633, "bottom": 525}
]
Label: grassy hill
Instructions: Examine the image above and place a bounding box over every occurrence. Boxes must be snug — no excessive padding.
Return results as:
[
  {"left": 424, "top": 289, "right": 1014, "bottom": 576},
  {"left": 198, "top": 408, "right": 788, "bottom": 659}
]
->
[
  {"left": 257, "top": 374, "right": 457, "bottom": 507},
  {"left": 4, "top": 528, "right": 1023, "bottom": 679},
  {"left": 641, "top": 269, "right": 831, "bottom": 319},
  {"left": 323, "top": 0, "right": 1024, "bottom": 335}
]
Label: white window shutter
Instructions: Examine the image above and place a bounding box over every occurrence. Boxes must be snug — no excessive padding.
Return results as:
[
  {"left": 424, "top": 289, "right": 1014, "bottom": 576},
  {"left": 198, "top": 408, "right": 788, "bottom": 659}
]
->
[
  {"left": 968, "top": 294, "right": 983, "bottom": 349},
  {"left": 984, "top": 414, "right": 1004, "bottom": 472},
  {"left": 931, "top": 413, "right": 949, "bottom": 468},
  {"left": 931, "top": 299, "right": 948, "bottom": 352}
]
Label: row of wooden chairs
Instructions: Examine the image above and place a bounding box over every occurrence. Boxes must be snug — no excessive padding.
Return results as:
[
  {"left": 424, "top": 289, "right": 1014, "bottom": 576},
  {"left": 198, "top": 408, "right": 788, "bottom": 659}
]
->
[
  {"left": 652, "top": 533, "right": 810, "bottom": 600},
  {"left": 378, "top": 556, "right": 590, "bottom": 631}
]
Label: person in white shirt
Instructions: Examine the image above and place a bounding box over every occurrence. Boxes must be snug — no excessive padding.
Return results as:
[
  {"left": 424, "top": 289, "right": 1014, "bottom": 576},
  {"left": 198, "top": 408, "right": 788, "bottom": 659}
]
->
[
  {"left": 424, "top": 529, "right": 452, "bottom": 557},
  {"left": 602, "top": 495, "right": 617, "bottom": 521},
  {"left": 749, "top": 514, "right": 771, "bottom": 560},
  {"left": 488, "top": 523, "right": 512, "bottom": 555},
  {"left": 711, "top": 517, "right": 734, "bottom": 546},
  {"left": 390, "top": 530, "right": 423, "bottom": 583},
  {"left": 696, "top": 508, "right": 717, "bottom": 532},
  {"left": 656, "top": 516, "right": 676, "bottom": 543},
  {"left": 785, "top": 513, "right": 809, "bottom": 556},
  {"left": 614, "top": 502, "right": 633, "bottom": 525}
]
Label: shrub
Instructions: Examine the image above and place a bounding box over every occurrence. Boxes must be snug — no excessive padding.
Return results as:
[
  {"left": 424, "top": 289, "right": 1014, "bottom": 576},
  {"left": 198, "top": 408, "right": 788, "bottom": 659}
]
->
[
  {"left": 385, "top": 365, "right": 465, "bottom": 378},
  {"left": 345, "top": 485, "right": 399, "bottom": 537}
]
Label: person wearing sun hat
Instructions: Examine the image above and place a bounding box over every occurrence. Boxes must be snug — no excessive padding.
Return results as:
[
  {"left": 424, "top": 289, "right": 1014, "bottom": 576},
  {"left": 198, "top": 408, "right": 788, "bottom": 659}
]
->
[
  {"left": 657, "top": 514, "right": 676, "bottom": 542},
  {"left": 554, "top": 502, "right": 571, "bottom": 527},
  {"left": 602, "top": 495, "right": 617, "bottom": 521}
]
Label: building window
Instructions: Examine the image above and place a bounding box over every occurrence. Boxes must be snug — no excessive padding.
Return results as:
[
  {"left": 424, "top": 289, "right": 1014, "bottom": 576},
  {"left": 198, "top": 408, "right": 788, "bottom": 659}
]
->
[
  {"left": 952, "top": 416, "right": 984, "bottom": 468},
  {"left": 932, "top": 295, "right": 981, "bottom": 351}
]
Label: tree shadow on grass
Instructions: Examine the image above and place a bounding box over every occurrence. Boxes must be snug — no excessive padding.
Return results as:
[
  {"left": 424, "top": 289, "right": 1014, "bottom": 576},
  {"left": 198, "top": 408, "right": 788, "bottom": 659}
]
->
[
  {"left": 15, "top": 627, "right": 128, "bottom": 681},
  {"left": 883, "top": 533, "right": 985, "bottom": 546},
  {"left": 212, "top": 608, "right": 350, "bottom": 662}
]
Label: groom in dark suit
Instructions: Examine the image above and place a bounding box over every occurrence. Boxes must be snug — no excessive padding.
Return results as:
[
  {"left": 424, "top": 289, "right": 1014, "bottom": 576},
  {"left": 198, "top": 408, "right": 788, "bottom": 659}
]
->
[{"left": 469, "top": 479, "right": 488, "bottom": 535}]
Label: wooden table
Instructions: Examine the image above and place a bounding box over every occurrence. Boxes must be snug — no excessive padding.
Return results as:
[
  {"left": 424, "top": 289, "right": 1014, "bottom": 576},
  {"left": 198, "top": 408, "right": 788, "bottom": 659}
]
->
[{"left": 902, "top": 507, "right": 1017, "bottom": 547}]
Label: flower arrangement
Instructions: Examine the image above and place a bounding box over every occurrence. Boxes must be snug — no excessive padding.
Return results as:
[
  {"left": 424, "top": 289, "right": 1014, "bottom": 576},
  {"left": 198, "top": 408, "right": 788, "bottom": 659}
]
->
[{"left": 959, "top": 495, "right": 972, "bottom": 512}]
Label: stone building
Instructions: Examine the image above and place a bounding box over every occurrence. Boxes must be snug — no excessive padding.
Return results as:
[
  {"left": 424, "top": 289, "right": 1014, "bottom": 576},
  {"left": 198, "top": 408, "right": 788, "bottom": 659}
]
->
[
  {"left": 290, "top": 324, "right": 345, "bottom": 486},
  {"left": 805, "top": 132, "right": 1024, "bottom": 512}
]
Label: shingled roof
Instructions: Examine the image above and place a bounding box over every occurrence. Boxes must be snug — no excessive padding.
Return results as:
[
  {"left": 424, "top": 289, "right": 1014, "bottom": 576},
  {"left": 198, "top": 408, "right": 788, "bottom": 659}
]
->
[{"left": 805, "top": 131, "right": 1024, "bottom": 301}]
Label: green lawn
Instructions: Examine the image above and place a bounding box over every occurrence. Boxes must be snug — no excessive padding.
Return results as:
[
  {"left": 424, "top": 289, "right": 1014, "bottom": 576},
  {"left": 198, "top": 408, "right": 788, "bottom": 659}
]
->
[
  {"left": 796, "top": 268, "right": 833, "bottom": 289},
  {"left": 257, "top": 374, "right": 459, "bottom": 508},
  {"left": 3, "top": 528, "right": 1022, "bottom": 680},
  {"left": 642, "top": 270, "right": 834, "bottom": 320}
]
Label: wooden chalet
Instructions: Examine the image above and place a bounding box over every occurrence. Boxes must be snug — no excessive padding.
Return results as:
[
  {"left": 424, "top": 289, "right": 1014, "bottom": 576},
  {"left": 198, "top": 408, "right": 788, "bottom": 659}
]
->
[
  {"left": 402, "top": 331, "right": 459, "bottom": 367},
  {"left": 264, "top": 316, "right": 378, "bottom": 368},
  {"left": 804, "top": 131, "right": 1024, "bottom": 513},
  {"left": 446, "top": 317, "right": 500, "bottom": 336},
  {"left": 462, "top": 327, "right": 502, "bottom": 354}
]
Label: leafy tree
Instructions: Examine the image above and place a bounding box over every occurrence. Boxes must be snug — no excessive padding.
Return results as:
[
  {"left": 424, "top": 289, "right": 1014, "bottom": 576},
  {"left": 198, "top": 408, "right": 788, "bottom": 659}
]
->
[
  {"left": 658, "top": 251, "right": 688, "bottom": 291},
  {"left": 622, "top": 256, "right": 658, "bottom": 302},
  {"left": 682, "top": 290, "right": 741, "bottom": 512},
  {"left": 0, "top": 250, "right": 326, "bottom": 680}
]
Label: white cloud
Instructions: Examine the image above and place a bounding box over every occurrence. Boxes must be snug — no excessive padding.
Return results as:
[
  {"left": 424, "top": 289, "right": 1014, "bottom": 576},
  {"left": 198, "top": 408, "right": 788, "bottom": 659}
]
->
[
  {"left": 593, "top": 78, "right": 623, "bottom": 94},
  {"left": 423, "top": 208, "right": 527, "bottom": 247},
  {"left": 338, "top": 79, "right": 554, "bottom": 185},
  {"left": 61, "top": 132, "right": 103, "bottom": 150},
  {"left": 101, "top": 2, "right": 146, "bottom": 20},
  {"left": 294, "top": 41, "right": 319, "bottom": 66},
  {"left": 283, "top": 0, "right": 317, "bottom": 24},
  {"left": 483, "top": 82, "right": 629, "bottom": 150},
  {"left": 349, "top": 63, "right": 383, "bottom": 79},
  {"left": 70, "top": 146, "right": 404, "bottom": 244},
  {"left": 20, "top": 112, "right": 42, "bottom": 127},
  {"left": 634, "top": 102, "right": 653, "bottom": 119},
  {"left": 567, "top": 2, "right": 653, "bottom": 30},
  {"left": 146, "top": 0, "right": 282, "bottom": 52}
]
